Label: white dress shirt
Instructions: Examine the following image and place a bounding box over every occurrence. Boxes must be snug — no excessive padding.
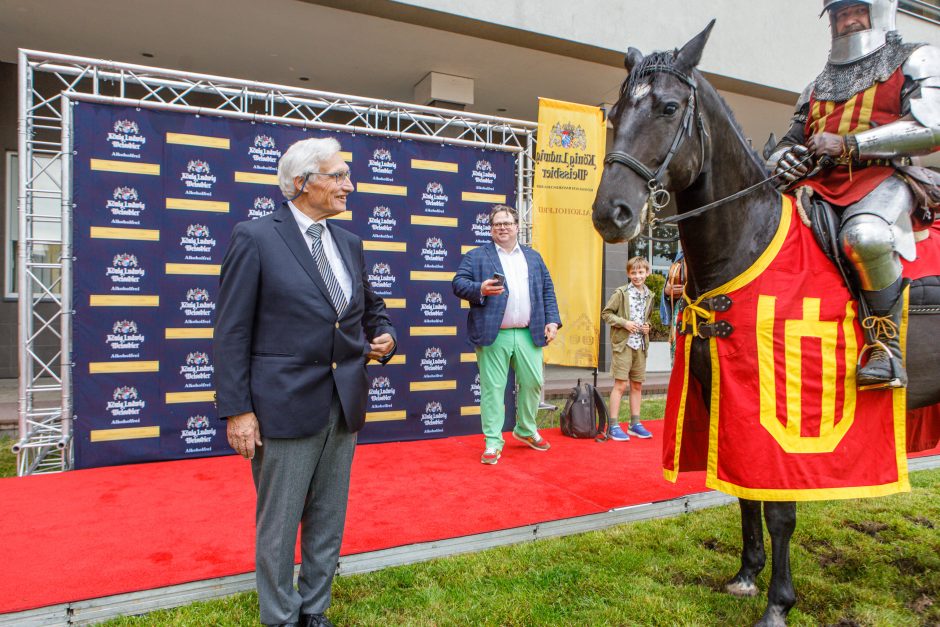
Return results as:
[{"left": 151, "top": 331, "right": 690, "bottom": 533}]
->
[
  {"left": 288, "top": 201, "right": 352, "bottom": 302},
  {"left": 497, "top": 243, "right": 531, "bottom": 328}
]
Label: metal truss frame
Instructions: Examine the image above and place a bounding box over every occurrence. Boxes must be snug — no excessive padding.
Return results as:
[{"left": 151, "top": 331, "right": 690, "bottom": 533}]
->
[{"left": 15, "top": 49, "right": 537, "bottom": 475}]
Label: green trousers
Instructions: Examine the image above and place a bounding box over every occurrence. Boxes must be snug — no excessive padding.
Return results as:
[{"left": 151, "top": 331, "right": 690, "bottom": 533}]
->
[{"left": 476, "top": 327, "right": 544, "bottom": 450}]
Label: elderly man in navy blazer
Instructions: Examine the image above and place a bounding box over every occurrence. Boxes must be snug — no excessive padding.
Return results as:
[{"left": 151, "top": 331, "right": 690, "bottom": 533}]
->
[
  {"left": 214, "top": 137, "right": 396, "bottom": 627},
  {"left": 452, "top": 205, "right": 562, "bottom": 465}
]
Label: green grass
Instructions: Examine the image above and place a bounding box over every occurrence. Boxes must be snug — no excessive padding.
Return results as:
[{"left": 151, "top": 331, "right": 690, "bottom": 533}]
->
[
  {"left": 538, "top": 396, "right": 665, "bottom": 430},
  {"left": 100, "top": 469, "right": 939, "bottom": 626},
  {"left": 0, "top": 435, "right": 16, "bottom": 478}
]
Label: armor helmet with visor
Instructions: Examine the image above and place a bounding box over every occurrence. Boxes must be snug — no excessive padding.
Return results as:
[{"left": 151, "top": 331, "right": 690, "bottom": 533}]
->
[{"left": 822, "top": 0, "right": 898, "bottom": 65}]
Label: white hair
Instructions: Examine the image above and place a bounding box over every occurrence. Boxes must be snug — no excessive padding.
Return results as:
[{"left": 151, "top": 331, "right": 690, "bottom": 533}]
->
[{"left": 277, "top": 137, "right": 342, "bottom": 199}]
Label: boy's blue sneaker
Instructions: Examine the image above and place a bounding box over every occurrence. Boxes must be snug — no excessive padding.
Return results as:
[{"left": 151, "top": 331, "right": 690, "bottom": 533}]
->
[
  {"left": 608, "top": 424, "right": 630, "bottom": 441},
  {"left": 628, "top": 422, "right": 653, "bottom": 439}
]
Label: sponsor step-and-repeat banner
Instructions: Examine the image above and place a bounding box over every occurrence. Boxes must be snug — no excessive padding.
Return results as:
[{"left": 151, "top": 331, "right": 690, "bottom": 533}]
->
[{"left": 72, "top": 101, "right": 516, "bottom": 468}]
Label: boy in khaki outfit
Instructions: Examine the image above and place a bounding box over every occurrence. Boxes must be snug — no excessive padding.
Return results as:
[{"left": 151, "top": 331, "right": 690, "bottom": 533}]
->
[{"left": 601, "top": 256, "right": 654, "bottom": 441}]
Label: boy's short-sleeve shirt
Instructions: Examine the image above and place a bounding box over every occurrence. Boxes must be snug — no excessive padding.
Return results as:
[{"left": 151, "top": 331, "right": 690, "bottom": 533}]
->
[{"left": 626, "top": 284, "right": 649, "bottom": 350}]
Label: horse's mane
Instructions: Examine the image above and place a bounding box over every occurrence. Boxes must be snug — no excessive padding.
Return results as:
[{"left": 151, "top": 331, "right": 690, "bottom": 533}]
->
[
  {"left": 693, "top": 71, "right": 767, "bottom": 172},
  {"left": 615, "top": 50, "right": 768, "bottom": 173}
]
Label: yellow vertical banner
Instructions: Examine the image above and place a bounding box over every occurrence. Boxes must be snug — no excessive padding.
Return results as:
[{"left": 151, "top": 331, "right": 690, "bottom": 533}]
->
[{"left": 532, "top": 98, "right": 606, "bottom": 367}]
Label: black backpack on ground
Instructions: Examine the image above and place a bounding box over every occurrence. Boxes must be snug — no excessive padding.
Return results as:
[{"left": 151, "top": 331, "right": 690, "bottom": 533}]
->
[{"left": 559, "top": 381, "right": 610, "bottom": 442}]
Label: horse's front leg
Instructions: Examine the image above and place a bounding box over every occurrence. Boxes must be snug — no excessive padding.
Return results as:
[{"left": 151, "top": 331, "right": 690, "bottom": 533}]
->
[
  {"left": 756, "top": 501, "right": 797, "bottom": 627},
  {"left": 726, "top": 498, "right": 765, "bottom": 597}
]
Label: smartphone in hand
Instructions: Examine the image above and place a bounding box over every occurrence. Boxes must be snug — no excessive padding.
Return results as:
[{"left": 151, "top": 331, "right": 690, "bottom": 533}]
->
[{"left": 492, "top": 272, "right": 505, "bottom": 286}]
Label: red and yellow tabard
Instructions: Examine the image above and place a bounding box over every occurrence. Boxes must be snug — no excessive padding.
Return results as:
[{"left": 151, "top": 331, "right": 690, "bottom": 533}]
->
[
  {"left": 800, "top": 69, "right": 904, "bottom": 206},
  {"left": 662, "top": 195, "right": 910, "bottom": 501}
]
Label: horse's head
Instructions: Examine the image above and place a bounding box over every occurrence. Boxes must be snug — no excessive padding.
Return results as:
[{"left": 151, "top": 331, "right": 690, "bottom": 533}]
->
[{"left": 592, "top": 21, "right": 715, "bottom": 243}]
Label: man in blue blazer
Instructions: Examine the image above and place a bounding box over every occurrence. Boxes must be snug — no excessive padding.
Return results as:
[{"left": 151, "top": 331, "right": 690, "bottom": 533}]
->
[
  {"left": 214, "top": 138, "right": 396, "bottom": 627},
  {"left": 452, "top": 205, "right": 562, "bottom": 465}
]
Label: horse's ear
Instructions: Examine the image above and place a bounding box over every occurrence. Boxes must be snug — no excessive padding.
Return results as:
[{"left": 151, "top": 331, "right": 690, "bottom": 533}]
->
[
  {"left": 675, "top": 19, "right": 715, "bottom": 73},
  {"left": 624, "top": 48, "right": 643, "bottom": 73}
]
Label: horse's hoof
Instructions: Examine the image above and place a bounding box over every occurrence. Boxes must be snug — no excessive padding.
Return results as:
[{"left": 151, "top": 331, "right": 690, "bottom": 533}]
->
[
  {"left": 755, "top": 606, "right": 788, "bottom": 627},
  {"left": 725, "top": 580, "right": 758, "bottom": 597}
]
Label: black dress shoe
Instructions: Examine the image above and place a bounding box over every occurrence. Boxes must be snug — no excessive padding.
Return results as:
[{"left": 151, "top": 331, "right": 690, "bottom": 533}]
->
[{"left": 301, "top": 613, "right": 335, "bottom": 627}]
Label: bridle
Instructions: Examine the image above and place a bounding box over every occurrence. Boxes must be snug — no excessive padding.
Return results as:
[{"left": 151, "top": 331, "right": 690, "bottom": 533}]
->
[
  {"left": 603, "top": 62, "right": 705, "bottom": 215},
  {"left": 602, "top": 61, "right": 815, "bottom": 241}
]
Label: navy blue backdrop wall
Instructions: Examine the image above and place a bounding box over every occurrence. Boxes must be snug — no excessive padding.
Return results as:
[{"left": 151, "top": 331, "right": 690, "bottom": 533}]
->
[{"left": 72, "top": 101, "right": 517, "bottom": 469}]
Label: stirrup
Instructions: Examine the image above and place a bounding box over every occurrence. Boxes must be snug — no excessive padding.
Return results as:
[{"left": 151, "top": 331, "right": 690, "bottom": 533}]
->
[{"left": 856, "top": 340, "right": 905, "bottom": 391}]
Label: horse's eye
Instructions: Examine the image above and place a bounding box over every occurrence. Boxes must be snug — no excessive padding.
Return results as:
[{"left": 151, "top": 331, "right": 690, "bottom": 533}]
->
[{"left": 663, "top": 103, "right": 679, "bottom": 116}]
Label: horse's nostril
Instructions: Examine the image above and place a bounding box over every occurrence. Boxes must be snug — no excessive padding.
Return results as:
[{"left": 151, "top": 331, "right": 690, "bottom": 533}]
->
[{"left": 612, "top": 204, "right": 632, "bottom": 228}]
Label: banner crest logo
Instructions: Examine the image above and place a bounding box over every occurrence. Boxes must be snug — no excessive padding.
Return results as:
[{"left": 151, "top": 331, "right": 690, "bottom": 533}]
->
[
  {"left": 368, "top": 262, "right": 396, "bottom": 292},
  {"left": 421, "top": 401, "right": 447, "bottom": 431},
  {"left": 369, "top": 375, "right": 396, "bottom": 406},
  {"left": 181, "top": 288, "right": 215, "bottom": 322},
  {"left": 107, "top": 254, "right": 145, "bottom": 289},
  {"left": 248, "top": 135, "right": 280, "bottom": 171},
  {"left": 420, "top": 346, "right": 447, "bottom": 375},
  {"left": 181, "top": 224, "right": 217, "bottom": 259},
  {"left": 181, "top": 351, "right": 214, "bottom": 387},
  {"left": 250, "top": 196, "right": 276, "bottom": 219},
  {"left": 181, "top": 160, "right": 217, "bottom": 196},
  {"left": 107, "top": 119, "right": 146, "bottom": 158},
  {"left": 107, "top": 385, "right": 145, "bottom": 423},
  {"left": 421, "top": 182, "right": 448, "bottom": 212}
]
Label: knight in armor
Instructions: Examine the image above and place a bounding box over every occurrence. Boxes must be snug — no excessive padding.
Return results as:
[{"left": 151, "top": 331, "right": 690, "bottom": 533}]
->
[{"left": 768, "top": 0, "right": 940, "bottom": 389}]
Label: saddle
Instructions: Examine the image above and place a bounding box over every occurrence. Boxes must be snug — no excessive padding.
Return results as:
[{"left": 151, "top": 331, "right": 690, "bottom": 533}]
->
[{"left": 798, "top": 187, "right": 940, "bottom": 315}]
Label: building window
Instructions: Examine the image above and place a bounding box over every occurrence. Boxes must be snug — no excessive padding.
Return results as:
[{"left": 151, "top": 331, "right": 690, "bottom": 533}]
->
[
  {"left": 628, "top": 223, "right": 680, "bottom": 277},
  {"left": 5, "top": 152, "right": 63, "bottom": 300}
]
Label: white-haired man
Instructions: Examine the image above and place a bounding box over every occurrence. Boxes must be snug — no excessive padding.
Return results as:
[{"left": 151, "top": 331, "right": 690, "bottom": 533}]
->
[{"left": 215, "top": 137, "right": 396, "bottom": 627}]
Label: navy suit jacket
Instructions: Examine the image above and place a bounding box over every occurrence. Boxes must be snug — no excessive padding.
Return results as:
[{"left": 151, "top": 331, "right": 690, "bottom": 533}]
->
[
  {"left": 213, "top": 204, "right": 396, "bottom": 437},
  {"left": 452, "top": 242, "right": 562, "bottom": 348}
]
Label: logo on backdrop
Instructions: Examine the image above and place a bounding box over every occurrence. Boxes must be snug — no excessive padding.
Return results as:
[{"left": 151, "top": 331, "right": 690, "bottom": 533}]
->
[
  {"left": 180, "top": 160, "right": 217, "bottom": 197},
  {"left": 106, "top": 186, "right": 146, "bottom": 225},
  {"left": 180, "top": 351, "right": 214, "bottom": 389},
  {"left": 420, "top": 346, "right": 447, "bottom": 378},
  {"left": 106, "top": 320, "right": 145, "bottom": 358},
  {"left": 471, "top": 373, "right": 481, "bottom": 404},
  {"left": 250, "top": 196, "right": 276, "bottom": 220},
  {"left": 179, "top": 288, "right": 215, "bottom": 324},
  {"left": 421, "top": 401, "right": 447, "bottom": 433},
  {"left": 420, "top": 291, "right": 447, "bottom": 323},
  {"left": 471, "top": 212, "right": 491, "bottom": 242},
  {"left": 367, "top": 148, "right": 398, "bottom": 181},
  {"left": 106, "top": 253, "right": 145, "bottom": 291},
  {"left": 107, "top": 385, "right": 145, "bottom": 424},
  {"left": 367, "top": 262, "right": 396, "bottom": 296},
  {"left": 248, "top": 135, "right": 281, "bottom": 172},
  {"left": 107, "top": 119, "right": 146, "bottom": 159},
  {"left": 368, "top": 375, "right": 397, "bottom": 409},
  {"left": 181, "top": 414, "right": 216, "bottom": 454},
  {"left": 421, "top": 182, "right": 448, "bottom": 214},
  {"left": 420, "top": 237, "right": 448, "bottom": 268},
  {"left": 368, "top": 205, "right": 397, "bottom": 239},
  {"left": 180, "top": 224, "right": 217, "bottom": 261},
  {"left": 472, "top": 159, "right": 497, "bottom": 190}
]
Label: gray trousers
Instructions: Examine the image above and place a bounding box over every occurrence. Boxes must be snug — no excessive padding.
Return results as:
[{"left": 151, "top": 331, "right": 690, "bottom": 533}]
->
[{"left": 251, "top": 395, "right": 356, "bottom": 625}]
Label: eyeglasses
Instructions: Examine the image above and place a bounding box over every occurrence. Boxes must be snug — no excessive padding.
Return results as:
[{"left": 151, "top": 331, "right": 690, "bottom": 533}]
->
[
  {"left": 491, "top": 221, "right": 517, "bottom": 229},
  {"left": 311, "top": 170, "right": 352, "bottom": 183}
]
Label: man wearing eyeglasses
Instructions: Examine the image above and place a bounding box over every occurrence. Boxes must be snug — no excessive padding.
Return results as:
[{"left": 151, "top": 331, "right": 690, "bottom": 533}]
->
[
  {"left": 453, "top": 205, "right": 562, "bottom": 465},
  {"left": 214, "top": 137, "right": 396, "bottom": 627}
]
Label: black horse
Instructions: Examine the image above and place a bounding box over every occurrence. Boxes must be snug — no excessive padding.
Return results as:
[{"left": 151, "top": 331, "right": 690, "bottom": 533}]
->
[{"left": 592, "top": 22, "right": 940, "bottom": 627}]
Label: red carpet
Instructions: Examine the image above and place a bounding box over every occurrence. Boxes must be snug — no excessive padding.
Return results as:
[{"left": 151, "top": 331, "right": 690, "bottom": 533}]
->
[{"left": 2, "top": 422, "right": 937, "bottom": 614}]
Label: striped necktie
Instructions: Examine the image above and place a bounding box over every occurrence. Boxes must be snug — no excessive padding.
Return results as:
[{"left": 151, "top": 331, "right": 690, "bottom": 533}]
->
[{"left": 306, "top": 223, "right": 348, "bottom": 316}]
